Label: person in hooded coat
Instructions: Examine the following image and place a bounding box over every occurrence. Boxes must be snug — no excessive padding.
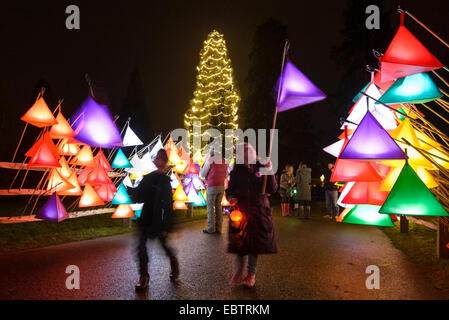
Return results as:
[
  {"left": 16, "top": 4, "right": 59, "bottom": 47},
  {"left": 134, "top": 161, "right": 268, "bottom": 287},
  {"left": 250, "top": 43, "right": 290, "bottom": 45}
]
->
[
  {"left": 295, "top": 162, "right": 312, "bottom": 219},
  {"left": 226, "top": 143, "right": 278, "bottom": 288}
]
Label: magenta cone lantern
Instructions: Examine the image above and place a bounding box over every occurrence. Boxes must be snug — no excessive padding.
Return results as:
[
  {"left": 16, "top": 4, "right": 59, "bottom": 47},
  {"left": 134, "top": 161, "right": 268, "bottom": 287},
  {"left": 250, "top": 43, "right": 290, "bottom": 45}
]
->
[
  {"left": 276, "top": 58, "right": 326, "bottom": 112},
  {"left": 71, "top": 97, "right": 123, "bottom": 148},
  {"left": 35, "top": 192, "right": 69, "bottom": 222}
]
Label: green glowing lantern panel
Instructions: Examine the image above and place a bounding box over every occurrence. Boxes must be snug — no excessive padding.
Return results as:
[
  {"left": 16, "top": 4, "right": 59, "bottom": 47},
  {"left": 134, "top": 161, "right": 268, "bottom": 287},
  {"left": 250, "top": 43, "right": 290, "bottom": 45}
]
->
[
  {"left": 112, "top": 149, "right": 133, "bottom": 169},
  {"left": 378, "top": 73, "right": 443, "bottom": 105},
  {"left": 342, "top": 205, "right": 395, "bottom": 227},
  {"left": 379, "top": 164, "right": 448, "bottom": 216}
]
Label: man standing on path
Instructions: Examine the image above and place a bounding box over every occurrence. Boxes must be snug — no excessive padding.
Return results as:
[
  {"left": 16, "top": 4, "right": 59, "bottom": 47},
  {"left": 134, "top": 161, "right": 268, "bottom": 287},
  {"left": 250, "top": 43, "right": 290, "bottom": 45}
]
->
[
  {"left": 323, "top": 163, "right": 339, "bottom": 220},
  {"left": 200, "top": 149, "right": 228, "bottom": 234}
]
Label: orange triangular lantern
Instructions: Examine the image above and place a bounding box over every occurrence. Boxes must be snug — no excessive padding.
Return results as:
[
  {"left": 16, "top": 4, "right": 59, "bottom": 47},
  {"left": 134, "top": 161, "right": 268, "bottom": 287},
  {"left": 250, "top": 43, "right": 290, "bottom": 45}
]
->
[
  {"left": 50, "top": 111, "right": 75, "bottom": 139},
  {"left": 46, "top": 168, "right": 75, "bottom": 194},
  {"left": 380, "top": 14, "right": 443, "bottom": 82},
  {"left": 173, "top": 200, "right": 188, "bottom": 210},
  {"left": 70, "top": 145, "right": 95, "bottom": 167},
  {"left": 58, "top": 172, "right": 83, "bottom": 196},
  {"left": 79, "top": 183, "right": 105, "bottom": 207},
  {"left": 221, "top": 195, "right": 231, "bottom": 206},
  {"left": 20, "top": 96, "right": 57, "bottom": 127},
  {"left": 56, "top": 157, "right": 72, "bottom": 178},
  {"left": 58, "top": 138, "right": 80, "bottom": 156},
  {"left": 111, "top": 204, "right": 135, "bottom": 218}
]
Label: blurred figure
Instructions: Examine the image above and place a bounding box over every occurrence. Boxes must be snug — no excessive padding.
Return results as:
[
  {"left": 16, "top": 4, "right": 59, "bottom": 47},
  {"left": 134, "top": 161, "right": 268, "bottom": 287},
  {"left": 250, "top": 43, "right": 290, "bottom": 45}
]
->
[
  {"left": 295, "top": 163, "right": 312, "bottom": 219},
  {"left": 226, "top": 143, "right": 278, "bottom": 288},
  {"left": 323, "top": 163, "right": 339, "bottom": 219},
  {"left": 130, "top": 149, "right": 179, "bottom": 290},
  {"left": 200, "top": 148, "right": 228, "bottom": 234},
  {"left": 279, "top": 164, "right": 295, "bottom": 216}
]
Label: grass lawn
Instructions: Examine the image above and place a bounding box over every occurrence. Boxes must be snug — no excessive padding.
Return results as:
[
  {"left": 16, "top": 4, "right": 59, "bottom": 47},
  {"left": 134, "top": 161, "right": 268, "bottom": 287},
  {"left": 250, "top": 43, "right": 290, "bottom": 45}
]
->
[
  {"left": 382, "top": 221, "right": 449, "bottom": 298},
  {"left": 0, "top": 204, "right": 208, "bottom": 254}
]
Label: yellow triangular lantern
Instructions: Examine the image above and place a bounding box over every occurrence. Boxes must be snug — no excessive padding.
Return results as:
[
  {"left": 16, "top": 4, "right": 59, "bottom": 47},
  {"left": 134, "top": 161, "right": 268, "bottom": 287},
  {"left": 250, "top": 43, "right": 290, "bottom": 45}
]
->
[{"left": 173, "top": 185, "right": 189, "bottom": 201}]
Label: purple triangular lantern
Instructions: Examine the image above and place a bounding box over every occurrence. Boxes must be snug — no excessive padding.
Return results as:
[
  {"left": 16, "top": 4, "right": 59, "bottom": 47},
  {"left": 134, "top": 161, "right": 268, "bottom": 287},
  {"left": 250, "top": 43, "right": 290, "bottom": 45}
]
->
[
  {"left": 35, "top": 193, "right": 69, "bottom": 222},
  {"left": 276, "top": 58, "right": 326, "bottom": 112},
  {"left": 339, "top": 111, "right": 407, "bottom": 160},
  {"left": 71, "top": 96, "right": 123, "bottom": 148}
]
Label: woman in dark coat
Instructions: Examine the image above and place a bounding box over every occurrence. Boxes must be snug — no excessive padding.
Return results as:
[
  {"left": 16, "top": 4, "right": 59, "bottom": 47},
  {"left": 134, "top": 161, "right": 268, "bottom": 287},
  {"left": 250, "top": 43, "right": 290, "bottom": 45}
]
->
[
  {"left": 226, "top": 143, "right": 278, "bottom": 288},
  {"left": 129, "top": 149, "right": 179, "bottom": 290}
]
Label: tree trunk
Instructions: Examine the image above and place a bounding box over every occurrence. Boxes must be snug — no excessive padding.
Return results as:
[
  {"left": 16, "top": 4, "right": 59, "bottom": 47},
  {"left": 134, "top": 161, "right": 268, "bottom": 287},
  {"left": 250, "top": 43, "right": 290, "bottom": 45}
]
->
[{"left": 400, "top": 215, "right": 409, "bottom": 234}]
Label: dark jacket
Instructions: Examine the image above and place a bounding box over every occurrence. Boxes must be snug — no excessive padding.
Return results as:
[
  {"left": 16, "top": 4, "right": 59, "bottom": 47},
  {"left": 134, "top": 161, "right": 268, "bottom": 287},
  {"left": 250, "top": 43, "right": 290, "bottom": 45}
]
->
[
  {"left": 296, "top": 167, "right": 312, "bottom": 201},
  {"left": 225, "top": 162, "right": 278, "bottom": 255},
  {"left": 129, "top": 171, "right": 174, "bottom": 237},
  {"left": 323, "top": 168, "right": 338, "bottom": 191}
]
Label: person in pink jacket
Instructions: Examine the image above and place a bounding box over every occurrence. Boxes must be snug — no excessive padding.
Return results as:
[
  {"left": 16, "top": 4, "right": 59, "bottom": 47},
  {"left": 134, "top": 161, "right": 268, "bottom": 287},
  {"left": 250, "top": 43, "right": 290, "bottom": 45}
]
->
[{"left": 200, "top": 149, "right": 229, "bottom": 234}]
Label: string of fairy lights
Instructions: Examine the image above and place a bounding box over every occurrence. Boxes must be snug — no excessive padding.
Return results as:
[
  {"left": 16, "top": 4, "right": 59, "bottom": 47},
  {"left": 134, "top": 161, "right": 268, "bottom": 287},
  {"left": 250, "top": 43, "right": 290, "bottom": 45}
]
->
[{"left": 184, "top": 30, "right": 240, "bottom": 152}]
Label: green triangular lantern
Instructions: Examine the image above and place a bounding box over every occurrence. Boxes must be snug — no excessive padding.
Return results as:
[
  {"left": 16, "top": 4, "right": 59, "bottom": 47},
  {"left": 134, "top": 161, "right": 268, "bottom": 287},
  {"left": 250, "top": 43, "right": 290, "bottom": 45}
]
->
[
  {"left": 111, "top": 183, "right": 133, "bottom": 205},
  {"left": 111, "top": 149, "right": 132, "bottom": 169},
  {"left": 379, "top": 163, "right": 448, "bottom": 216},
  {"left": 377, "top": 73, "right": 443, "bottom": 105},
  {"left": 342, "top": 205, "right": 395, "bottom": 227}
]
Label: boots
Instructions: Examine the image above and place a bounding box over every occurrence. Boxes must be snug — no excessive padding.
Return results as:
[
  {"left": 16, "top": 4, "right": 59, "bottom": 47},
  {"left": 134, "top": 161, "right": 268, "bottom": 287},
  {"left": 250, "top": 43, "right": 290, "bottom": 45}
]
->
[
  {"left": 135, "top": 272, "right": 149, "bottom": 290},
  {"left": 298, "top": 206, "right": 304, "bottom": 219},
  {"left": 285, "top": 203, "right": 291, "bottom": 216},
  {"left": 242, "top": 273, "right": 256, "bottom": 288},
  {"left": 305, "top": 206, "right": 311, "bottom": 219},
  {"left": 170, "top": 257, "right": 180, "bottom": 280},
  {"left": 281, "top": 203, "right": 288, "bottom": 216}
]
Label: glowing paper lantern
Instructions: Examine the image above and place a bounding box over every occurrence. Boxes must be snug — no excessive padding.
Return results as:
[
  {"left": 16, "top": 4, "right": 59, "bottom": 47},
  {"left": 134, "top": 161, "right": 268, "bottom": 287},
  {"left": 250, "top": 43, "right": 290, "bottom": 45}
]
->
[
  {"left": 379, "top": 15, "right": 443, "bottom": 82},
  {"left": 341, "top": 181, "right": 388, "bottom": 206},
  {"left": 58, "top": 172, "right": 83, "bottom": 196},
  {"left": 379, "top": 163, "right": 448, "bottom": 216},
  {"left": 173, "top": 200, "right": 188, "bottom": 210},
  {"left": 230, "top": 209, "right": 244, "bottom": 222},
  {"left": 71, "top": 96, "right": 123, "bottom": 148},
  {"left": 185, "top": 184, "right": 201, "bottom": 203},
  {"left": 336, "top": 182, "right": 355, "bottom": 209},
  {"left": 221, "top": 195, "right": 232, "bottom": 206},
  {"left": 129, "top": 203, "right": 144, "bottom": 220},
  {"left": 374, "top": 72, "right": 395, "bottom": 92},
  {"left": 331, "top": 159, "right": 384, "bottom": 182},
  {"left": 378, "top": 73, "right": 443, "bottom": 105},
  {"left": 168, "top": 148, "right": 182, "bottom": 166},
  {"left": 58, "top": 138, "right": 80, "bottom": 156},
  {"left": 56, "top": 157, "right": 72, "bottom": 178},
  {"left": 173, "top": 185, "right": 189, "bottom": 202},
  {"left": 122, "top": 126, "right": 143, "bottom": 147},
  {"left": 79, "top": 183, "right": 105, "bottom": 207},
  {"left": 35, "top": 193, "right": 69, "bottom": 222},
  {"left": 136, "top": 152, "right": 157, "bottom": 173},
  {"left": 170, "top": 172, "right": 181, "bottom": 189},
  {"left": 111, "top": 204, "right": 135, "bottom": 218},
  {"left": 183, "top": 160, "right": 199, "bottom": 175},
  {"left": 86, "top": 165, "right": 112, "bottom": 186},
  {"left": 46, "top": 169, "right": 75, "bottom": 194},
  {"left": 111, "top": 149, "right": 132, "bottom": 169},
  {"left": 149, "top": 138, "right": 164, "bottom": 158},
  {"left": 339, "top": 111, "right": 406, "bottom": 160},
  {"left": 94, "top": 183, "right": 116, "bottom": 202},
  {"left": 94, "top": 149, "right": 113, "bottom": 172},
  {"left": 323, "top": 137, "right": 351, "bottom": 158},
  {"left": 111, "top": 183, "right": 132, "bottom": 205},
  {"left": 70, "top": 145, "right": 95, "bottom": 167},
  {"left": 192, "top": 190, "right": 207, "bottom": 206},
  {"left": 20, "top": 96, "right": 58, "bottom": 127},
  {"left": 50, "top": 112, "right": 75, "bottom": 138},
  {"left": 178, "top": 145, "right": 191, "bottom": 162},
  {"left": 276, "top": 58, "right": 326, "bottom": 111},
  {"left": 27, "top": 136, "right": 61, "bottom": 168},
  {"left": 342, "top": 205, "right": 395, "bottom": 227},
  {"left": 186, "top": 173, "right": 205, "bottom": 190}
]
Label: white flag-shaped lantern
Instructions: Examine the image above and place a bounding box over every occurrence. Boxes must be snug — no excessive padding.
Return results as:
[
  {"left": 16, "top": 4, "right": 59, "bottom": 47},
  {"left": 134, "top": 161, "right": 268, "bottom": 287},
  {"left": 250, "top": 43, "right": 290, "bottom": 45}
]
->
[{"left": 123, "top": 126, "right": 144, "bottom": 147}]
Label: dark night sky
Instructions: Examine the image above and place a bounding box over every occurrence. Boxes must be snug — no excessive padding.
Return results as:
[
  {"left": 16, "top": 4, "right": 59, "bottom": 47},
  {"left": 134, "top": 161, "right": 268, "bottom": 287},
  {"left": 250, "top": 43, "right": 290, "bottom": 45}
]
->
[{"left": 1, "top": 0, "right": 448, "bottom": 163}]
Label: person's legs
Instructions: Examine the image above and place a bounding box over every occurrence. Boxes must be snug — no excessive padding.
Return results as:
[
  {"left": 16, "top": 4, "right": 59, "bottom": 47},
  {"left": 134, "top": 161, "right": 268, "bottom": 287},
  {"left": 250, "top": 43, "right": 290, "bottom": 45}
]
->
[
  {"left": 305, "top": 200, "right": 311, "bottom": 219},
  {"left": 230, "top": 254, "right": 245, "bottom": 285},
  {"left": 247, "top": 254, "right": 258, "bottom": 275},
  {"left": 324, "top": 191, "right": 332, "bottom": 218},
  {"left": 135, "top": 226, "right": 150, "bottom": 289},
  {"left": 205, "top": 189, "right": 216, "bottom": 233},
  {"left": 214, "top": 191, "right": 224, "bottom": 233},
  {"left": 331, "top": 191, "right": 339, "bottom": 218},
  {"left": 158, "top": 233, "right": 179, "bottom": 279}
]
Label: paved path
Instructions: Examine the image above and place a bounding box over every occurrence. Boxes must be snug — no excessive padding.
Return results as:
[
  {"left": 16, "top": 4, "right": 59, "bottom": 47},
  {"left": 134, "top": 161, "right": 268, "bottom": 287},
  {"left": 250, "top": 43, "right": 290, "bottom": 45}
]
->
[{"left": 0, "top": 204, "right": 444, "bottom": 300}]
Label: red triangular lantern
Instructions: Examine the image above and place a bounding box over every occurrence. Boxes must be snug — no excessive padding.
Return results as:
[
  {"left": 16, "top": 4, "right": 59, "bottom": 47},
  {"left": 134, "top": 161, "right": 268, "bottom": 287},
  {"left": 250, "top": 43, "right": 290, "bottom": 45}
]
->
[
  {"left": 27, "top": 135, "right": 61, "bottom": 168},
  {"left": 94, "top": 149, "right": 113, "bottom": 172},
  {"left": 380, "top": 13, "right": 443, "bottom": 82},
  {"left": 341, "top": 181, "right": 389, "bottom": 206}
]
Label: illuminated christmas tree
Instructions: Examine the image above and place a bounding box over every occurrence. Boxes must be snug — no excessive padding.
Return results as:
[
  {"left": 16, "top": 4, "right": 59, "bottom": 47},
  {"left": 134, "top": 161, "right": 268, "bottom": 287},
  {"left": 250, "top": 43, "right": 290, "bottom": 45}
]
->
[{"left": 184, "top": 30, "right": 240, "bottom": 152}]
